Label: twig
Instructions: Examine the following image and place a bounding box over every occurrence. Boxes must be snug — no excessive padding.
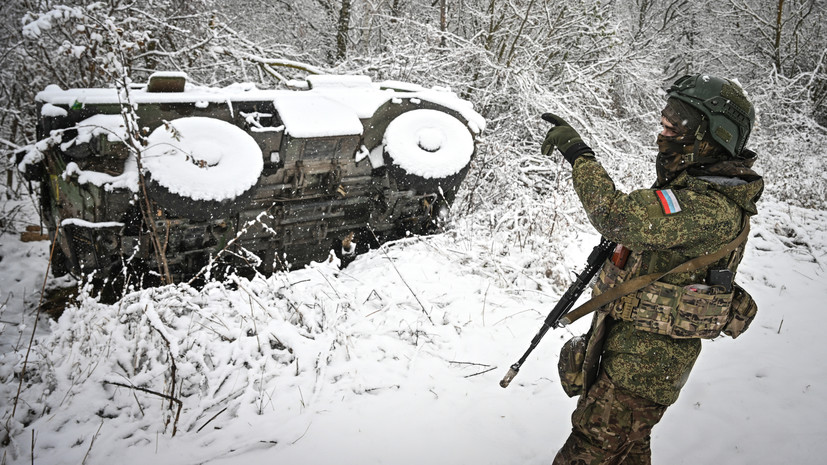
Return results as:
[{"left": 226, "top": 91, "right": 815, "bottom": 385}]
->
[
  {"left": 232, "top": 277, "right": 292, "bottom": 348},
  {"left": 448, "top": 360, "right": 493, "bottom": 367},
  {"left": 196, "top": 407, "right": 227, "bottom": 433},
  {"left": 368, "top": 230, "right": 433, "bottom": 323},
  {"left": 187, "top": 208, "right": 276, "bottom": 286},
  {"left": 12, "top": 228, "right": 59, "bottom": 418},
  {"left": 146, "top": 316, "right": 178, "bottom": 415},
  {"left": 291, "top": 422, "right": 313, "bottom": 445},
  {"left": 81, "top": 420, "right": 104, "bottom": 465},
  {"left": 104, "top": 381, "right": 182, "bottom": 436},
  {"left": 793, "top": 270, "right": 814, "bottom": 280},
  {"left": 464, "top": 366, "right": 497, "bottom": 378},
  {"left": 261, "top": 385, "right": 277, "bottom": 413},
  {"left": 363, "top": 289, "right": 382, "bottom": 304},
  {"left": 215, "top": 48, "right": 327, "bottom": 76},
  {"left": 257, "top": 365, "right": 266, "bottom": 415},
  {"left": 249, "top": 296, "right": 261, "bottom": 352},
  {"left": 777, "top": 318, "right": 784, "bottom": 334},
  {"left": 482, "top": 281, "right": 491, "bottom": 326},
  {"left": 364, "top": 306, "right": 388, "bottom": 318},
  {"left": 492, "top": 308, "right": 542, "bottom": 326},
  {"left": 316, "top": 269, "right": 341, "bottom": 299},
  {"left": 364, "top": 385, "right": 401, "bottom": 393},
  {"left": 131, "top": 389, "right": 145, "bottom": 416},
  {"left": 120, "top": 79, "right": 173, "bottom": 285}
]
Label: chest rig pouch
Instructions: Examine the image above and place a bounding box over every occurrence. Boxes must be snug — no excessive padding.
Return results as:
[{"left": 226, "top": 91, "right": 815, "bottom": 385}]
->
[
  {"left": 611, "top": 278, "right": 733, "bottom": 339},
  {"left": 593, "top": 240, "right": 754, "bottom": 339}
]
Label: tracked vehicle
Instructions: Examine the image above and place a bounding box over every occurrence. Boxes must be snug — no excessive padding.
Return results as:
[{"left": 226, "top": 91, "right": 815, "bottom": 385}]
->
[{"left": 19, "top": 73, "right": 484, "bottom": 285}]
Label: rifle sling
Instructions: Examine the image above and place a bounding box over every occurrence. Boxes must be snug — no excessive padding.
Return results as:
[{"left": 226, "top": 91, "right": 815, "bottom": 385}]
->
[{"left": 559, "top": 222, "right": 750, "bottom": 326}]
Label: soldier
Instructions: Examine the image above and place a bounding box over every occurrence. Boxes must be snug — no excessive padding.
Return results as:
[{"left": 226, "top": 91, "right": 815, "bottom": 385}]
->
[{"left": 541, "top": 74, "right": 764, "bottom": 464}]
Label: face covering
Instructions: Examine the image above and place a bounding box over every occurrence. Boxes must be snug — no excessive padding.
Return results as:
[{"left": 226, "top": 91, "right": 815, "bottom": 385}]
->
[
  {"left": 655, "top": 133, "right": 694, "bottom": 185},
  {"left": 656, "top": 130, "right": 730, "bottom": 185}
]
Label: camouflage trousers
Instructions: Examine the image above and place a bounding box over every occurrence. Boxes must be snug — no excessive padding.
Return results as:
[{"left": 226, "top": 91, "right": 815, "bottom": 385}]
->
[{"left": 553, "top": 371, "right": 667, "bottom": 465}]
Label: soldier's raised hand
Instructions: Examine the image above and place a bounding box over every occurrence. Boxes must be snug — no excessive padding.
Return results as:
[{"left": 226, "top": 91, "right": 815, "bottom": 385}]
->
[{"left": 540, "top": 113, "right": 594, "bottom": 166}]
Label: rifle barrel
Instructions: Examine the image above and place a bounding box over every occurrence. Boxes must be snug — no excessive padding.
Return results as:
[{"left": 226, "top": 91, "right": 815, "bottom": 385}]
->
[{"left": 499, "top": 238, "right": 616, "bottom": 388}]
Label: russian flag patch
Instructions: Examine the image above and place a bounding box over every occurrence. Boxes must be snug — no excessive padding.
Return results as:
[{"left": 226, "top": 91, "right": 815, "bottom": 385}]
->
[{"left": 655, "top": 189, "right": 682, "bottom": 215}]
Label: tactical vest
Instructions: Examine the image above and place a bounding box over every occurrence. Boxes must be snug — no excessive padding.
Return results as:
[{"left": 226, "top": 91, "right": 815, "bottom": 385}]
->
[{"left": 592, "top": 242, "right": 748, "bottom": 339}]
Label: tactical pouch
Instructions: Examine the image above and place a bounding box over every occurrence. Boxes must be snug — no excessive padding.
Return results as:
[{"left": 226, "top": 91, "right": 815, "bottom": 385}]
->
[
  {"left": 558, "top": 334, "right": 588, "bottom": 397},
  {"left": 592, "top": 251, "right": 641, "bottom": 296},
  {"left": 611, "top": 281, "right": 733, "bottom": 339},
  {"left": 722, "top": 283, "right": 758, "bottom": 338},
  {"left": 673, "top": 284, "right": 734, "bottom": 338}
]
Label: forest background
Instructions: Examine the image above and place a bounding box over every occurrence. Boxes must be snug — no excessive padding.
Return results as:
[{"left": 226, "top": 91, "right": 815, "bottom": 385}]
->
[
  {"left": 0, "top": 1, "right": 826, "bottom": 463},
  {"left": 1, "top": 0, "right": 826, "bottom": 233}
]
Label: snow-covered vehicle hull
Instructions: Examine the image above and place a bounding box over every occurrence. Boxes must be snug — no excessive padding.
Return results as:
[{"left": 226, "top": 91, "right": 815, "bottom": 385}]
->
[{"left": 20, "top": 74, "right": 484, "bottom": 286}]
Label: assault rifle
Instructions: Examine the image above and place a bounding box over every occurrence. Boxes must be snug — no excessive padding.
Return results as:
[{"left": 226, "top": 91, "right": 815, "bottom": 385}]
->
[{"left": 499, "top": 237, "right": 618, "bottom": 388}]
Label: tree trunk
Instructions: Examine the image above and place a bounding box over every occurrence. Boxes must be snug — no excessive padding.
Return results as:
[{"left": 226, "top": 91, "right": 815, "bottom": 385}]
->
[
  {"left": 774, "top": 0, "right": 785, "bottom": 74},
  {"left": 440, "top": 0, "right": 447, "bottom": 47},
  {"left": 337, "top": 0, "right": 352, "bottom": 59}
]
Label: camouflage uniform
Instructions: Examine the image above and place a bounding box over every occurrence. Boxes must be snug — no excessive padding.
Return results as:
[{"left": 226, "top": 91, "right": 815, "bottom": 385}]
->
[{"left": 553, "top": 154, "right": 764, "bottom": 464}]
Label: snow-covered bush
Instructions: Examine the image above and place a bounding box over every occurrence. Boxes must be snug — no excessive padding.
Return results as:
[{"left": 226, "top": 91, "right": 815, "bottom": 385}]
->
[{"left": 1, "top": 1, "right": 826, "bottom": 459}]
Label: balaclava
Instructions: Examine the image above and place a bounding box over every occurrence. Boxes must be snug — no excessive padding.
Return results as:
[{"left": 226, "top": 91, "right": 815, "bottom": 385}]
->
[{"left": 656, "top": 97, "right": 728, "bottom": 185}]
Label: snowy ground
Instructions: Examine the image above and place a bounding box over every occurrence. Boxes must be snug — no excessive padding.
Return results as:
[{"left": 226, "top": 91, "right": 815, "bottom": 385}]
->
[{"left": 1, "top": 195, "right": 826, "bottom": 465}]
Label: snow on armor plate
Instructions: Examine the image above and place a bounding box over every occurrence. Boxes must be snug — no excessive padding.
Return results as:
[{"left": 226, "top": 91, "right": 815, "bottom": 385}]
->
[
  {"left": 143, "top": 117, "right": 263, "bottom": 202},
  {"left": 383, "top": 109, "right": 474, "bottom": 179}
]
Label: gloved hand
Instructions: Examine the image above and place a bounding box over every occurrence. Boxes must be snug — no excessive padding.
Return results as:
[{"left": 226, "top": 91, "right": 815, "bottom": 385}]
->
[{"left": 540, "top": 113, "right": 594, "bottom": 166}]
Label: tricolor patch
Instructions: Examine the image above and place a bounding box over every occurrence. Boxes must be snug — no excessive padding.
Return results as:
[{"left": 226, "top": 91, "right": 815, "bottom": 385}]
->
[{"left": 655, "top": 189, "right": 682, "bottom": 215}]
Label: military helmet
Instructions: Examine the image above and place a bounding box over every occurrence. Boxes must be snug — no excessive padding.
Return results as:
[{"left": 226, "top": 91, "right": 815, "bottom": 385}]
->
[{"left": 666, "top": 74, "right": 754, "bottom": 157}]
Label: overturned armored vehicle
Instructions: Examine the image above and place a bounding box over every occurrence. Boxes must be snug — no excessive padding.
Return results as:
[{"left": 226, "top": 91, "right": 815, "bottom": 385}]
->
[{"left": 20, "top": 73, "right": 485, "bottom": 285}]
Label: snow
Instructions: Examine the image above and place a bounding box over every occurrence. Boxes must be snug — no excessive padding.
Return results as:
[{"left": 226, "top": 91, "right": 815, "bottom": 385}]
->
[
  {"left": 1, "top": 195, "right": 826, "bottom": 464},
  {"left": 384, "top": 109, "right": 474, "bottom": 178},
  {"left": 241, "top": 111, "right": 283, "bottom": 133},
  {"left": 40, "top": 103, "right": 67, "bottom": 117},
  {"left": 368, "top": 144, "right": 385, "bottom": 169},
  {"left": 149, "top": 71, "right": 189, "bottom": 80},
  {"left": 306, "top": 74, "right": 373, "bottom": 89},
  {"left": 63, "top": 159, "right": 140, "bottom": 193},
  {"left": 16, "top": 134, "right": 60, "bottom": 173},
  {"left": 142, "top": 117, "right": 263, "bottom": 202},
  {"left": 273, "top": 93, "right": 363, "bottom": 138},
  {"left": 59, "top": 114, "right": 128, "bottom": 152},
  {"left": 379, "top": 80, "right": 427, "bottom": 92},
  {"left": 354, "top": 145, "right": 370, "bottom": 163},
  {"left": 3, "top": 73, "right": 825, "bottom": 465},
  {"left": 21, "top": 6, "right": 86, "bottom": 39},
  {"left": 60, "top": 218, "right": 124, "bottom": 229},
  {"left": 33, "top": 75, "right": 486, "bottom": 137}
]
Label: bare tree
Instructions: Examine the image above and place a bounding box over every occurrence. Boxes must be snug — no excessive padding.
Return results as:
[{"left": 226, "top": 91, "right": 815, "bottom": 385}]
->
[
  {"left": 439, "top": 0, "right": 448, "bottom": 47},
  {"left": 723, "top": 0, "right": 823, "bottom": 76},
  {"left": 337, "top": 0, "right": 353, "bottom": 59},
  {"left": 4, "top": 0, "right": 827, "bottom": 246}
]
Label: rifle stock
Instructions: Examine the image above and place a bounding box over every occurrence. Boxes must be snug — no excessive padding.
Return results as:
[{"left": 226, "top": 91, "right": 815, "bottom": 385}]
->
[{"left": 499, "top": 237, "right": 615, "bottom": 388}]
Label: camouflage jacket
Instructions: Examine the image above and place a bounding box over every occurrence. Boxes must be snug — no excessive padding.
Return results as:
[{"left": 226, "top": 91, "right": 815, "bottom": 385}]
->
[{"left": 570, "top": 155, "right": 764, "bottom": 405}]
